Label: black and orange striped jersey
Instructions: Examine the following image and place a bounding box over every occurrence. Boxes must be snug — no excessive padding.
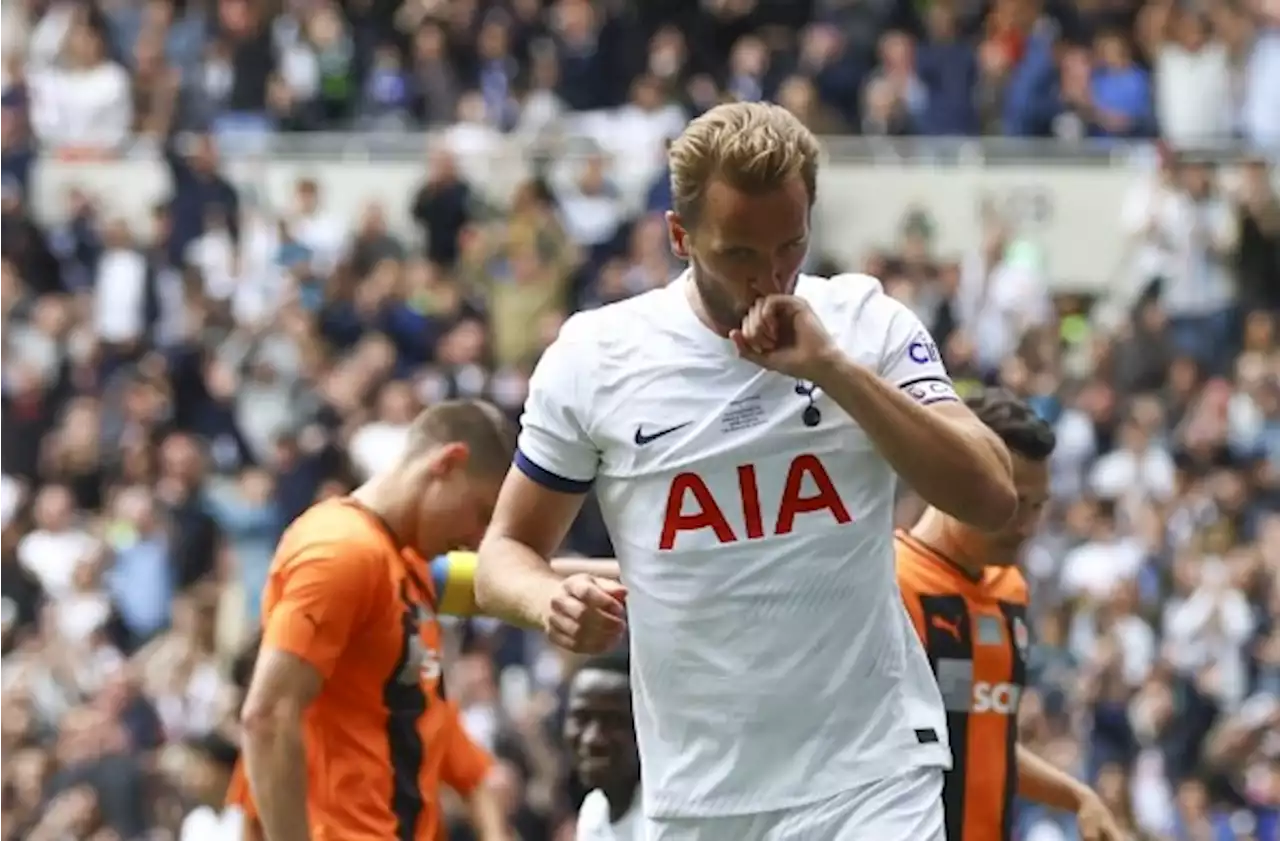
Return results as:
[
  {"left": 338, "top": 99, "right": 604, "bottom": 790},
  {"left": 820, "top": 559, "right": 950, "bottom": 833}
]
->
[
  {"left": 228, "top": 499, "right": 492, "bottom": 841},
  {"left": 895, "top": 531, "right": 1030, "bottom": 841}
]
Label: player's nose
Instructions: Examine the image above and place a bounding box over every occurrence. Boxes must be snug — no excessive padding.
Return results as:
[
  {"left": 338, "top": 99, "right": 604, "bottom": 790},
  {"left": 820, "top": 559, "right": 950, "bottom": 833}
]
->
[
  {"left": 757, "top": 268, "right": 789, "bottom": 295},
  {"left": 580, "top": 719, "right": 609, "bottom": 747}
]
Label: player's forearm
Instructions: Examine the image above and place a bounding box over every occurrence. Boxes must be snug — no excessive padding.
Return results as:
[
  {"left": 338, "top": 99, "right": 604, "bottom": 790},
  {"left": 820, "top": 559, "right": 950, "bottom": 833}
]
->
[
  {"left": 475, "top": 534, "right": 564, "bottom": 629},
  {"left": 243, "top": 711, "right": 311, "bottom": 841},
  {"left": 550, "top": 558, "right": 621, "bottom": 579},
  {"left": 812, "top": 351, "right": 1016, "bottom": 530},
  {"left": 465, "top": 777, "right": 513, "bottom": 841},
  {"left": 1015, "top": 744, "right": 1093, "bottom": 812}
]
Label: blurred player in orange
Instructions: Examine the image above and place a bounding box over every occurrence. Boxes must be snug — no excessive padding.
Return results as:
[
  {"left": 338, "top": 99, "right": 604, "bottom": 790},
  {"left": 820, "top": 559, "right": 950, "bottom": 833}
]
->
[
  {"left": 896, "top": 388, "right": 1126, "bottom": 841},
  {"left": 236, "top": 400, "right": 515, "bottom": 841},
  {"left": 225, "top": 396, "right": 614, "bottom": 834}
]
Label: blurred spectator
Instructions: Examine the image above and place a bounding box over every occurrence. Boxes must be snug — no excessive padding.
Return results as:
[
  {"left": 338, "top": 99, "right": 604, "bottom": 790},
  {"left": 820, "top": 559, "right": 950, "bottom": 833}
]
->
[
  {"left": 409, "top": 20, "right": 464, "bottom": 128},
  {"left": 1120, "top": 156, "right": 1241, "bottom": 377},
  {"left": 1241, "top": 0, "right": 1280, "bottom": 148},
  {"left": 211, "top": 0, "right": 275, "bottom": 139},
  {"left": 163, "top": 133, "right": 239, "bottom": 268},
  {"left": 954, "top": 208, "right": 1053, "bottom": 376},
  {"left": 348, "top": 379, "right": 419, "bottom": 479},
  {"left": 2, "top": 82, "right": 35, "bottom": 200},
  {"left": 514, "top": 41, "right": 567, "bottom": 140},
  {"left": 1234, "top": 158, "right": 1280, "bottom": 314},
  {"left": 862, "top": 31, "right": 928, "bottom": 136},
  {"left": 791, "top": 23, "right": 861, "bottom": 130},
  {"left": 17, "top": 485, "right": 98, "bottom": 604},
  {"left": 726, "top": 35, "right": 770, "bottom": 104},
  {"left": 286, "top": 177, "right": 344, "bottom": 277},
  {"left": 92, "top": 219, "right": 149, "bottom": 353},
  {"left": 917, "top": 5, "right": 979, "bottom": 136},
  {"left": 1160, "top": 161, "right": 1240, "bottom": 376},
  {"left": 29, "top": 16, "right": 133, "bottom": 154},
  {"left": 104, "top": 486, "right": 173, "bottom": 651},
  {"left": 413, "top": 148, "right": 474, "bottom": 269},
  {"left": 554, "top": 153, "right": 624, "bottom": 261},
  {"left": 550, "top": 0, "right": 622, "bottom": 113},
  {"left": 1088, "top": 29, "right": 1154, "bottom": 139},
  {"left": 1152, "top": 9, "right": 1233, "bottom": 146},
  {"left": 776, "top": 75, "right": 848, "bottom": 135},
  {"left": 359, "top": 43, "right": 416, "bottom": 130},
  {"left": 1000, "top": 18, "right": 1060, "bottom": 138},
  {"left": 2, "top": 184, "right": 62, "bottom": 299}
]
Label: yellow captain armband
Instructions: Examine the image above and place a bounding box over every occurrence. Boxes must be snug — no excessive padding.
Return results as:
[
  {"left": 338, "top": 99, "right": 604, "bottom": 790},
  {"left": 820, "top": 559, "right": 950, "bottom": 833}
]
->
[{"left": 431, "top": 551, "right": 479, "bottom": 617}]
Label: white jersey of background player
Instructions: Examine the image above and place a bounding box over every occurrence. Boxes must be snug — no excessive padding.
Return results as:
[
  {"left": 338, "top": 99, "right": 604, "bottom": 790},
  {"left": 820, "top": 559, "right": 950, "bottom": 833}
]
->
[{"left": 476, "top": 103, "right": 1016, "bottom": 841}]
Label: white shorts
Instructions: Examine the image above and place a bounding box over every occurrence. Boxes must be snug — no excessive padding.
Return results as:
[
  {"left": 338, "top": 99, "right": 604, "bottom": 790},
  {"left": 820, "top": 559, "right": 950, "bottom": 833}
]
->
[{"left": 645, "top": 768, "right": 945, "bottom": 841}]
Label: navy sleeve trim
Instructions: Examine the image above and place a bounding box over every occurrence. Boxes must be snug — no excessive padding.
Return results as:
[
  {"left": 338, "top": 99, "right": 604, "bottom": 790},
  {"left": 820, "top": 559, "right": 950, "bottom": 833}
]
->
[{"left": 514, "top": 449, "right": 594, "bottom": 494}]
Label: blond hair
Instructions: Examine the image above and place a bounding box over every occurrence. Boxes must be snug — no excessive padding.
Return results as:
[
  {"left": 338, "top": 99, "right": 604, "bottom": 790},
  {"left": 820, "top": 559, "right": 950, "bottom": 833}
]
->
[{"left": 668, "top": 102, "right": 821, "bottom": 223}]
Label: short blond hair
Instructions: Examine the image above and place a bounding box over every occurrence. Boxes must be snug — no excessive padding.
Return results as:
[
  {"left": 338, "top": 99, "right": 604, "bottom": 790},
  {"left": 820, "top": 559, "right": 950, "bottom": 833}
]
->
[
  {"left": 405, "top": 399, "right": 515, "bottom": 476},
  {"left": 668, "top": 102, "right": 821, "bottom": 223}
]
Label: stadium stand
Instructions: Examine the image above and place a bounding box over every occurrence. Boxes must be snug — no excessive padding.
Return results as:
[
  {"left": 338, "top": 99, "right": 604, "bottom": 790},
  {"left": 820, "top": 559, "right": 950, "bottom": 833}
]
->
[{"left": 1, "top": 0, "right": 1278, "bottom": 839}]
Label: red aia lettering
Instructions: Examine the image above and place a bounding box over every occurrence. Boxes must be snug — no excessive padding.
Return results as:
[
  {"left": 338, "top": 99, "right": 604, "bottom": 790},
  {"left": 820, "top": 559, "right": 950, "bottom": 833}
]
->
[{"left": 658, "top": 454, "right": 852, "bottom": 550}]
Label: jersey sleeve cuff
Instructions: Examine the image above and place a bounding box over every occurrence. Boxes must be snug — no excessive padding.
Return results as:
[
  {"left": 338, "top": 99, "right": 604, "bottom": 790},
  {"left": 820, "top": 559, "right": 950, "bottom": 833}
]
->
[
  {"left": 514, "top": 448, "right": 595, "bottom": 494},
  {"left": 261, "top": 627, "right": 338, "bottom": 681}
]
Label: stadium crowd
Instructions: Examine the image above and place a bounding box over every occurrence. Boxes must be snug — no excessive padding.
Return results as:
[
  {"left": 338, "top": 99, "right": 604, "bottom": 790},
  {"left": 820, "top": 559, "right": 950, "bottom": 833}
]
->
[
  {"left": 2, "top": 0, "right": 1280, "bottom": 840},
  {"left": 0, "top": 0, "right": 1278, "bottom": 148}
]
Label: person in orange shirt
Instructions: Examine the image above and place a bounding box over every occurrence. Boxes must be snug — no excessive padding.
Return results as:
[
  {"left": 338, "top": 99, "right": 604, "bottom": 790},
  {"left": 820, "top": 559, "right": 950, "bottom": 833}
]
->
[
  {"left": 238, "top": 399, "right": 516, "bottom": 841},
  {"left": 895, "top": 389, "right": 1126, "bottom": 841},
  {"left": 226, "top": 543, "right": 635, "bottom": 841}
]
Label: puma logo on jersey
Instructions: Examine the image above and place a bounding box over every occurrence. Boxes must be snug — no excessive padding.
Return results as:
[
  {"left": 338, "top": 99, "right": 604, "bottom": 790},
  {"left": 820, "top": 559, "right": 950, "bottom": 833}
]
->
[{"left": 931, "top": 614, "right": 962, "bottom": 642}]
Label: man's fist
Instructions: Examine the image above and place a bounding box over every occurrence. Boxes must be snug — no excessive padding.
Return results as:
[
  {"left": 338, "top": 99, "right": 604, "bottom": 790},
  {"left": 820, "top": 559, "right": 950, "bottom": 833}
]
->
[
  {"left": 544, "top": 574, "right": 627, "bottom": 654},
  {"left": 729, "top": 294, "right": 838, "bottom": 383}
]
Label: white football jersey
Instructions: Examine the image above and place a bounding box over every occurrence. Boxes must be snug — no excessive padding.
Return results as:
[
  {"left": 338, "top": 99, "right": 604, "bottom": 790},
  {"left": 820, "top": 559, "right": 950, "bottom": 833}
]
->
[
  {"left": 518, "top": 271, "right": 953, "bottom": 818},
  {"left": 576, "top": 789, "right": 644, "bottom": 841}
]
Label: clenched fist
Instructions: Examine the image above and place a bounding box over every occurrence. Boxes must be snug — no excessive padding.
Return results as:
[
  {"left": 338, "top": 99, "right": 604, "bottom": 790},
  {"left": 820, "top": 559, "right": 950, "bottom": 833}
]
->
[
  {"left": 730, "top": 294, "right": 839, "bottom": 382},
  {"left": 543, "top": 574, "right": 628, "bottom": 653}
]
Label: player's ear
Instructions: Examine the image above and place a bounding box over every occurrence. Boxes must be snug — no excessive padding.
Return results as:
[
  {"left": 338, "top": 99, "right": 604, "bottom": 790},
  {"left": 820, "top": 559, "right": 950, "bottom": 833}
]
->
[
  {"left": 666, "top": 211, "right": 690, "bottom": 260},
  {"left": 425, "top": 442, "right": 471, "bottom": 477}
]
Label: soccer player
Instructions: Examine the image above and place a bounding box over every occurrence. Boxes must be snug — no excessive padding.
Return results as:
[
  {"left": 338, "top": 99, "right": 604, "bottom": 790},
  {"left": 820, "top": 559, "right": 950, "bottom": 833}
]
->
[
  {"left": 227, "top": 524, "right": 611, "bottom": 834},
  {"left": 565, "top": 650, "right": 643, "bottom": 841},
  {"left": 896, "top": 389, "right": 1126, "bottom": 841},
  {"left": 474, "top": 101, "right": 1017, "bottom": 840},
  {"left": 238, "top": 400, "right": 515, "bottom": 841}
]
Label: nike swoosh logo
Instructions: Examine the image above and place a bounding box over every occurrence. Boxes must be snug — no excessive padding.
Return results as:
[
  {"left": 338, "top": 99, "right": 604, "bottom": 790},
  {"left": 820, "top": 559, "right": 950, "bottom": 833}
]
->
[{"left": 634, "top": 422, "right": 692, "bottom": 446}]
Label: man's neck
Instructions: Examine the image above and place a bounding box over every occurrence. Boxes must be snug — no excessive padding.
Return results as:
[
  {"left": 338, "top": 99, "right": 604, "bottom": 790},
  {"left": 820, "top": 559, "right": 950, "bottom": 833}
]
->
[
  {"left": 604, "top": 780, "right": 639, "bottom": 824},
  {"left": 909, "top": 509, "right": 986, "bottom": 581},
  {"left": 349, "top": 478, "right": 439, "bottom": 558}
]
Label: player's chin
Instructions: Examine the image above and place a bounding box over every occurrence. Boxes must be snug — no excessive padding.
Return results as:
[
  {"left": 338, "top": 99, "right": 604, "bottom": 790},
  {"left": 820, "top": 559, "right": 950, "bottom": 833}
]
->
[{"left": 576, "top": 755, "right": 614, "bottom": 786}]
